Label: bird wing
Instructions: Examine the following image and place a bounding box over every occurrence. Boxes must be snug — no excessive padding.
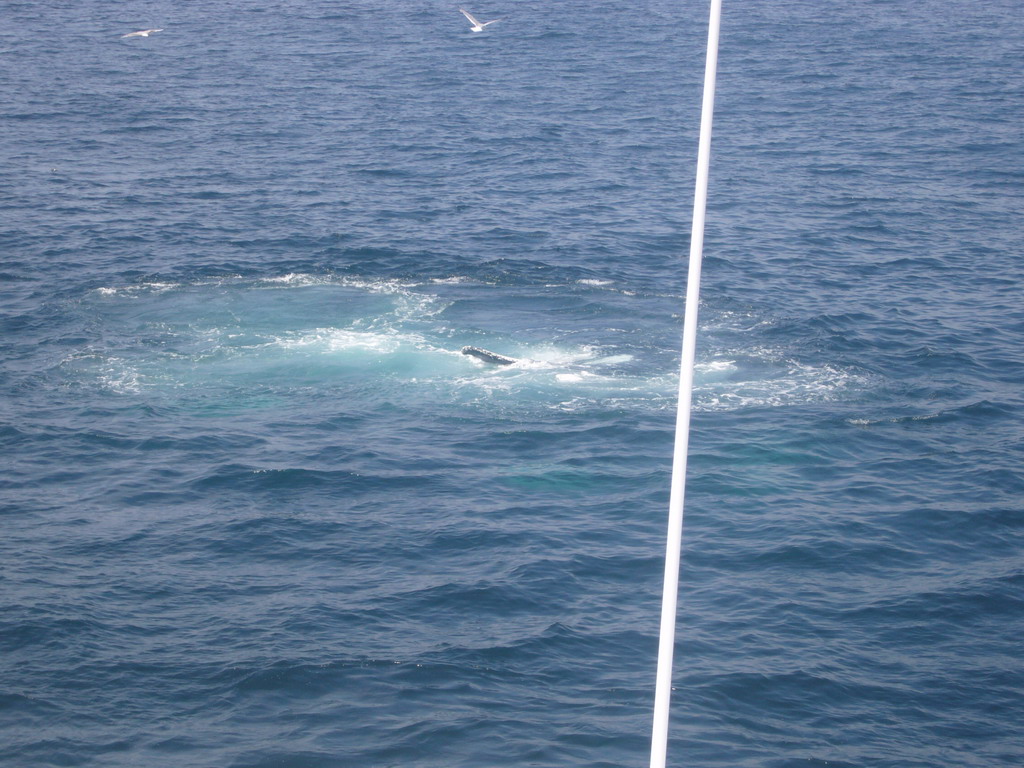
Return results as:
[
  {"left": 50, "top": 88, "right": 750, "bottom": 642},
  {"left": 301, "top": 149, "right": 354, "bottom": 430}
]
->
[{"left": 460, "top": 8, "right": 481, "bottom": 26}]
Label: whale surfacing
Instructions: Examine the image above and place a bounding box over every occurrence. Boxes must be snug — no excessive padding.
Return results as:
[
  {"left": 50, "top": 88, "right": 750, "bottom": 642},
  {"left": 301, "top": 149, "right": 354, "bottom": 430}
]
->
[{"left": 461, "top": 346, "right": 517, "bottom": 366}]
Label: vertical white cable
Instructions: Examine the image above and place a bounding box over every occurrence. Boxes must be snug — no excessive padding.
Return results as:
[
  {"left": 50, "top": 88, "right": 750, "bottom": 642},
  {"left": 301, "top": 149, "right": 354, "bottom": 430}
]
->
[{"left": 650, "top": 1, "right": 722, "bottom": 767}]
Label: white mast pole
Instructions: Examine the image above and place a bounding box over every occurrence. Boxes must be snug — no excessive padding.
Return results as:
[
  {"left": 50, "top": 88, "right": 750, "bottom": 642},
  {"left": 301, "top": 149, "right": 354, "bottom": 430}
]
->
[{"left": 650, "top": 1, "right": 722, "bottom": 767}]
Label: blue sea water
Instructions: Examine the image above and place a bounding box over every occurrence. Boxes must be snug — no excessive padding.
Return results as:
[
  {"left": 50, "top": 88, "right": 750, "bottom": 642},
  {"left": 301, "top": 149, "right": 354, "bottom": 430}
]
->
[{"left": 2, "top": 0, "right": 1023, "bottom": 766}]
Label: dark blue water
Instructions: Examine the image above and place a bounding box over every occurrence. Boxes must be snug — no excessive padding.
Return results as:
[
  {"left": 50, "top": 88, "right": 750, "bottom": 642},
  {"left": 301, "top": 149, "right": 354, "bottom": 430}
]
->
[{"left": 3, "top": 1, "right": 1023, "bottom": 766}]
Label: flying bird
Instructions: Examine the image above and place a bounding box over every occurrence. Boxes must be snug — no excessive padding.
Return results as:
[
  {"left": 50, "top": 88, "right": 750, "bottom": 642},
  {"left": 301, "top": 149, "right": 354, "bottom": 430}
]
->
[
  {"left": 459, "top": 8, "right": 500, "bottom": 32},
  {"left": 121, "top": 29, "right": 163, "bottom": 38}
]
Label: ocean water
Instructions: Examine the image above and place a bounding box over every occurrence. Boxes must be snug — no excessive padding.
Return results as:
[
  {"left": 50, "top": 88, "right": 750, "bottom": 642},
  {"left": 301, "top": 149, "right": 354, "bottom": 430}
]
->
[{"left": 2, "top": 0, "right": 1022, "bottom": 766}]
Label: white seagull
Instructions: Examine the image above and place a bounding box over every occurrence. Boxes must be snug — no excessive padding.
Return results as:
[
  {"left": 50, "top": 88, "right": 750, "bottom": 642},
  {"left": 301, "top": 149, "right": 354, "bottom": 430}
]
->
[
  {"left": 459, "top": 8, "right": 500, "bottom": 32},
  {"left": 121, "top": 28, "right": 163, "bottom": 38}
]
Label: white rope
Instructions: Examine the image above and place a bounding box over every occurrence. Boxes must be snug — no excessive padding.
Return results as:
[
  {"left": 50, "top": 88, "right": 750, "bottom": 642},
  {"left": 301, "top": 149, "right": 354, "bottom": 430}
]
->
[{"left": 650, "top": 1, "right": 722, "bottom": 766}]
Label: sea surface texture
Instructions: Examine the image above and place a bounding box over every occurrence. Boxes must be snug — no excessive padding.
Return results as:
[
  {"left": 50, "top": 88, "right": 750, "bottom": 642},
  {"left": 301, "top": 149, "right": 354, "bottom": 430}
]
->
[{"left": 2, "top": 1, "right": 1022, "bottom": 766}]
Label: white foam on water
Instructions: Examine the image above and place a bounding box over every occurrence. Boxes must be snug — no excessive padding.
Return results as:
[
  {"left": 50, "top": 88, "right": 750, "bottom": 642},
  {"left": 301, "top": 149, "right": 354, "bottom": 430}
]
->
[
  {"left": 590, "top": 354, "right": 635, "bottom": 365},
  {"left": 462, "top": 346, "right": 868, "bottom": 415},
  {"left": 96, "top": 358, "right": 145, "bottom": 394},
  {"left": 445, "top": 341, "right": 666, "bottom": 412},
  {"left": 696, "top": 359, "right": 865, "bottom": 412},
  {"left": 95, "top": 282, "right": 182, "bottom": 297},
  {"left": 844, "top": 410, "right": 941, "bottom": 427},
  {"left": 696, "top": 359, "right": 736, "bottom": 374},
  {"left": 702, "top": 309, "right": 776, "bottom": 333},
  {"left": 338, "top": 276, "right": 421, "bottom": 293},
  {"left": 521, "top": 344, "right": 600, "bottom": 366},
  {"left": 272, "top": 327, "right": 410, "bottom": 355},
  {"left": 76, "top": 274, "right": 870, "bottom": 414},
  {"left": 93, "top": 273, "right": 448, "bottom": 301},
  {"left": 259, "top": 273, "right": 333, "bottom": 287}
]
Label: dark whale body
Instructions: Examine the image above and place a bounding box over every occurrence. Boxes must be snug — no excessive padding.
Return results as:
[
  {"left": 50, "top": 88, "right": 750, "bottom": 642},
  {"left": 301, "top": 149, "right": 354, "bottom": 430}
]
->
[{"left": 460, "top": 346, "right": 517, "bottom": 366}]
